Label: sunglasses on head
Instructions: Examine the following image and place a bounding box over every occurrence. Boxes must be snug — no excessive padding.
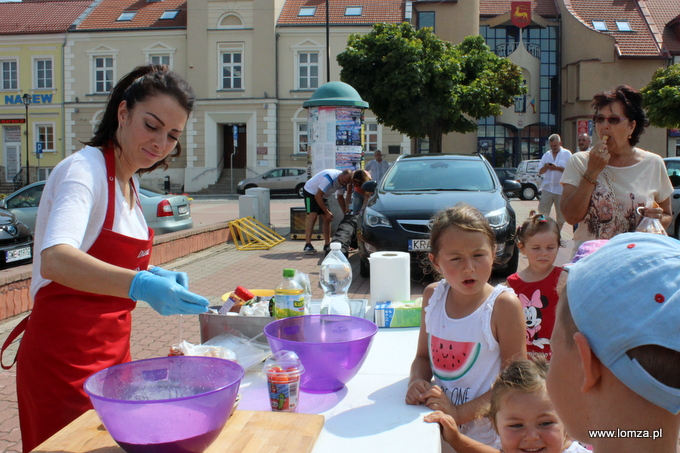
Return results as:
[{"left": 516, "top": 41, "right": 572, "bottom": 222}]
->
[{"left": 593, "top": 114, "right": 629, "bottom": 125}]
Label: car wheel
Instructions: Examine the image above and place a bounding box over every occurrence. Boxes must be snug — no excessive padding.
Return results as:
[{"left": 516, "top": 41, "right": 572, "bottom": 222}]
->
[
  {"left": 296, "top": 184, "right": 305, "bottom": 198},
  {"left": 519, "top": 185, "right": 536, "bottom": 200},
  {"left": 360, "top": 257, "right": 370, "bottom": 278},
  {"left": 243, "top": 184, "right": 257, "bottom": 192}
]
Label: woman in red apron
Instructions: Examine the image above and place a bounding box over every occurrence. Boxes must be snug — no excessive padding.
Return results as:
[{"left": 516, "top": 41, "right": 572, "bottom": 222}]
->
[{"left": 2, "top": 65, "right": 209, "bottom": 452}]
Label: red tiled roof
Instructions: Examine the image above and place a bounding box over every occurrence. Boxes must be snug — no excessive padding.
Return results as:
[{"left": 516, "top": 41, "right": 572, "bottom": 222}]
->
[
  {"left": 643, "top": 0, "right": 680, "bottom": 54},
  {"left": 563, "top": 0, "right": 662, "bottom": 57},
  {"left": 278, "top": 0, "right": 404, "bottom": 26},
  {"left": 0, "top": 1, "right": 92, "bottom": 35},
  {"left": 480, "top": 0, "right": 559, "bottom": 19},
  {"left": 76, "top": 0, "right": 186, "bottom": 30}
]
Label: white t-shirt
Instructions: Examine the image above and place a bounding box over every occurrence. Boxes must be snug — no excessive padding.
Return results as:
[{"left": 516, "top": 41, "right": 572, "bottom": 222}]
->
[
  {"left": 539, "top": 148, "right": 571, "bottom": 195},
  {"left": 31, "top": 146, "right": 148, "bottom": 299},
  {"left": 561, "top": 148, "right": 673, "bottom": 250},
  {"left": 303, "top": 169, "right": 347, "bottom": 198}
]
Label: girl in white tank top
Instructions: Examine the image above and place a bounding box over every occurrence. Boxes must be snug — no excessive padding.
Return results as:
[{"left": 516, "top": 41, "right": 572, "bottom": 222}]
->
[{"left": 406, "top": 205, "right": 527, "bottom": 450}]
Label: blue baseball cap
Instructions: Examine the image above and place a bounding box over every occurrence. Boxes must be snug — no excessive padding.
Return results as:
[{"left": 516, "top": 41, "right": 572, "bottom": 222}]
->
[{"left": 566, "top": 232, "right": 680, "bottom": 414}]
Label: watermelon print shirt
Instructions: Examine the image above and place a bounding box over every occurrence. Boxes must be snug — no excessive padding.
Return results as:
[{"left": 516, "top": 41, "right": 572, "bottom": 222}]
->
[
  {"left": 506, "top": 266, "right": 562, "bottom": 359},
  {"left": 424, "top": 281, "right": 514, "bottom": 447}
]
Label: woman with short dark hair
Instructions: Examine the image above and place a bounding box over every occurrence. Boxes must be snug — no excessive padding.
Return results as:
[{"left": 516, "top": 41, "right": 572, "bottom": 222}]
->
[{"left": 560, "top": 85, "right": 673, "bottom": 253}]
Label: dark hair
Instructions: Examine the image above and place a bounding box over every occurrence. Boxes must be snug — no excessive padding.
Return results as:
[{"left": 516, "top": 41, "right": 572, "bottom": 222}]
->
[
  {"left": 85, "top": 64, "right": 195, "bottom": 174},
  {"left": 591, "top": 85, "right": 648, "bottom": 146},
  {"left": 353, "top": 169, "right": 371, "bottom": 185},
  {"left": 516, "top": 211, "right": 561, "bottom": 248},
  {"left": 427, "top": 203, "right": 496, "bottom": 278}
]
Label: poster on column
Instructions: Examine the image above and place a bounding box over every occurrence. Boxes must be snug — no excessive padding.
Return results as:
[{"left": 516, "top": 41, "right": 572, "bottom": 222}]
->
[{"left": 308, "top": 106, "right": 363, "bottom": 175}]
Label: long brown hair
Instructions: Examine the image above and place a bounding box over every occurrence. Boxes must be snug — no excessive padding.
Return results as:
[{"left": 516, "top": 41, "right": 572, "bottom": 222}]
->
[{"left": 85, "top": 64, "right": 195, "bottom": 174}]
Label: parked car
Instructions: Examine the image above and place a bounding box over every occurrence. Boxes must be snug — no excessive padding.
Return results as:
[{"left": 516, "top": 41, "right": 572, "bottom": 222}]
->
[
  {"left": 237, "top": 167, "right": 308, "bottom": 198},
  {"left": 0, "top": 208, "right": 33, "bottom": 268},
  {"left": 494, "top": 167, "right": 520, "bottom": 198},
  {"left": 357, "top": 154, "right": 519, "bottom": 278},
  {"left": 515, "top": 159, "right": 543, "bottom": 200},
  {"left": 1, "top": 181, "right": 193, "bottom": 235},
  {"left": 663, "top": 157, "right": 680, "bottom": 238}
]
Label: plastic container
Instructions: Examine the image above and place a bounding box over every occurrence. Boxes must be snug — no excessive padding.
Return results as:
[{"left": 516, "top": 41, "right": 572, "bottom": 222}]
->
[
  {"left": 84, "top": 356, "right": 244, "bottom": 453},
  {"left": 319, "top": 243, "right": 352, "bottom": 316},
  {"left": 274, "top": 268, "right": 305, "bottom": 319},
  {"left": 219, "top": 285, "right": 256, "bottom": 314},
  {"left": 264, "top": 315, "right": 378, "bottom": 393},
  {"left": 264, "top": 350, "right": 305, "bottom": 412}
]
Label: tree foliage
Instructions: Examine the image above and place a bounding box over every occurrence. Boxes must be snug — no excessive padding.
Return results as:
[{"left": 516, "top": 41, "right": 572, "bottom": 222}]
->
[
  {"left": 337, "top": 23, "right": 526, "bottom": 153},
  {"left": 641, "top": 64, "right": 680, "bottom": 129}
]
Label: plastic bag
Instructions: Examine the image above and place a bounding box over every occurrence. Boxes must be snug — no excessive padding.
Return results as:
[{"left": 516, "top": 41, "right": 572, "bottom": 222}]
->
[
  {"left": 170, "top": 340, "right": 238, "bottom": 361},
  {"left": 636, "top": 198, "right": 667, "bottom": 235},
  {"left": 204, "top": 332, "right": 271, "bottom": 370}
]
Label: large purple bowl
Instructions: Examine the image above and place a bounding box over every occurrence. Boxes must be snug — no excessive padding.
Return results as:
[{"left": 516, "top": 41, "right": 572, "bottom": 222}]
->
[
  {"left": 84, "top": 356, "right": 244, "bottom": 453},
  {"left": 264, "top": 315, "right": 378, "bottom": 393}
]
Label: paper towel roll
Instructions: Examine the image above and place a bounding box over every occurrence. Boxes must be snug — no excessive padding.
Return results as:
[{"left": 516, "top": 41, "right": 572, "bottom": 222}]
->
[{"left": 369, "top": 252, "right": 411, "bottom": 303}]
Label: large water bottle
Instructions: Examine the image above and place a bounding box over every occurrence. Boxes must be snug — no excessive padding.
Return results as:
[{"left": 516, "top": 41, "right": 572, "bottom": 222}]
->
[{"left": 319, "top": 243, "right": 352, "bottom": 315}]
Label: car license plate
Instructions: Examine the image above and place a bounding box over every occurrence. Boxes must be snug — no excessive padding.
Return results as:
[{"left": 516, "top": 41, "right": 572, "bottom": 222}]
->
[
  {"left": 178, "top": 205, "right": 188, "bottom": 215},
  {"left": 408, "top": 239, "right": 430, "bottom": 251},
  {"left": 6, "top": 246, "right": 31, "bottom": 263}
]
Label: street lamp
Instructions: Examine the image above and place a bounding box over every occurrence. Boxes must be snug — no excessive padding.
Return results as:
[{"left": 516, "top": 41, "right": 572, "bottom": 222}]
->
[{"left": 22, "top": 93, "right": 31, "bottom": 186}]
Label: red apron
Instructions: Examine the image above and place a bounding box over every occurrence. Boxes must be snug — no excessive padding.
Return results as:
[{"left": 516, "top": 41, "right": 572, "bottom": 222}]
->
[{"left": 7, "top": 149, "right": 154, "bottom": 452}]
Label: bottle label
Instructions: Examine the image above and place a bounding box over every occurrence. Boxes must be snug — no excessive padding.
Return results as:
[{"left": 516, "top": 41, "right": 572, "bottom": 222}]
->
[{"left": 275, "top": 294, "right": 305, "bottom": 318}]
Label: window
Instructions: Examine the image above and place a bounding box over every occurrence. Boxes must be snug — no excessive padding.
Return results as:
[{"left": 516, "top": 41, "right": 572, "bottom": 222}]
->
[
  {"left": 221, "top": 51, "right": 242, "bottom": 89},
  {"left": 298, "top": 52, "right": 319, "bottom": 90},
  {"left": 299, "top": 7, "right": 316, "bottom": 16},
  {"left": 514, "top": 94, "right": 526, "bottom": 113},
  {"left": 35, "top": 59, "right": 53, "bottom": 89},
  {"left": 117, "top": 11, "right": 136, "bottom": 21},
  {"left": 297, "top": 123, "right": 308, "bottom": 153},
  {"left": 388, "top": 145, "right": 401, "bottom": 155},
  {"left": 592, "top": 20, "right": 608, "bottom": 31},
  {"left": 1, "top": 60, "right": 18, "bottom": 90},
  {"left": 94, "top": 57, "right": 114, "bottom": 93},
  {"left": 616, "top": 20, "right": 632, "bottom": 32},
  {"left": 160, "top": 10, "right": 179, "bottom": 20},
  {"left": 150, "top": 54, "right": 170, "bottom": 67},
  {"left": 35, "top": 124, "right": 55, "bottom": 152},
  {"left": 345, "top": 6, "right": 362, "bottom": 16},
  {"left": 417, "top": 11, "right": 435, "bottom": 31},
  {"left": 365, "top": 122, "right": 379, "bottom": 151}
]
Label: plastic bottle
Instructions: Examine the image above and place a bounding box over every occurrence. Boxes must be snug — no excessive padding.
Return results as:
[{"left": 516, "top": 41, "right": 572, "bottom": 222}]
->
[
  {"left": 274, "top": 269, "right": 305, "bottom": 319},
  {"left": 319, "top": 243, "right": 352, "bottom": 316},
  {"left": 293, "top": 271, "right": 312, "bottom": 315}
]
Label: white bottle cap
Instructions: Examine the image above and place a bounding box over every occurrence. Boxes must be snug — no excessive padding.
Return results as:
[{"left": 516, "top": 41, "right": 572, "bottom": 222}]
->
[{"left": 330, "top": 242, "right": 341, "bottom": 250}]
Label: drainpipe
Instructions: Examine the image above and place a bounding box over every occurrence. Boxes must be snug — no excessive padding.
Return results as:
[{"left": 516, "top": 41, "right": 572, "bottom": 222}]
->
[
  {"left": 276, "top": 32, "right": 280, "bottom": 167},
  {"left": 61, "top": 36, "right": 67, "bottom": 160}
]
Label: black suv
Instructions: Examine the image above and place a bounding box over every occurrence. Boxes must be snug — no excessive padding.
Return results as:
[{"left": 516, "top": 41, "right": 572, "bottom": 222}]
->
[{"left": 357, "top": 154, "right": 519, "bottom": 278}]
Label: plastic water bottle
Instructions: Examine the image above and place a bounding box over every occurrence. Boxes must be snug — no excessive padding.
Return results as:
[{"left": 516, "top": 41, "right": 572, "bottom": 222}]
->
[
  {"left": 319, "top": 243, "right": 352, "bottom": 316},
  {"left": 274, "top": 269, "right": 305, "bottom": 319}
]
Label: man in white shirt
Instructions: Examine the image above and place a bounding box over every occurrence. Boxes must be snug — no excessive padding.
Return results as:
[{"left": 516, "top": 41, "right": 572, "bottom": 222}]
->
[
  {"left": 538, "top": 134, "right": 571, "bottom": 231},
  {"left": 364, "top": 150, "right": 389, "bottom": 182}
]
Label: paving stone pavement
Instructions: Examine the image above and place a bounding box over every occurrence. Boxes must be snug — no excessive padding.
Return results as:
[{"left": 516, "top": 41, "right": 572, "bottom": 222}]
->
[{"left": 0, "top": 196, "right": 558, "bottom": 453}]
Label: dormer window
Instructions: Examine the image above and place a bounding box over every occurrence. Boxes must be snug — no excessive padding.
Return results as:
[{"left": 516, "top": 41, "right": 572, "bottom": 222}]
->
[
  {"left": 345, "top": 6, "right": 362, "bottom": 16},
  {"left": 117, "top": 11, "right": 136, "bottom": 21},
  {"left": 299, "top": 7, "right": 316, "bottom": 16},
  {"left": 616, "top": 20, "right": 632, "bottom": 31},
  {"left": 160, "top": 10, "right": 179, "bottom": 20},
  {"left": 592, "top": 20, "right": 608, "bottom": 31}
]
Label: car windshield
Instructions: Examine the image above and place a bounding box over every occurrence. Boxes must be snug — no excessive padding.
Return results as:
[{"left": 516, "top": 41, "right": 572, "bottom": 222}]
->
[{"left": 382, "top": 159, "right": 495, "bottom": 192}]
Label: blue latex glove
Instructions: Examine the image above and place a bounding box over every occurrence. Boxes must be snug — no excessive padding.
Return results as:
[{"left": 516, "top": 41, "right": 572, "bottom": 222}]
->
[
  {"left": 148, "top": 266, "right": 189, "bottom": 289},
  {"left": 129, "top": 271, "right": 209, "bottom": 316}
]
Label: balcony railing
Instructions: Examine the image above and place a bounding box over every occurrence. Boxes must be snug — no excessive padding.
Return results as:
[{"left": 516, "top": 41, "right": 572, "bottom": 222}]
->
[{"left": 495, "top": 42, "right": 541, "bottom": 59}]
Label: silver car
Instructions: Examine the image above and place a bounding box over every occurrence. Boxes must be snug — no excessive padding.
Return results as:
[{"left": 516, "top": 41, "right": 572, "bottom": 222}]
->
[
  {"left": 237, "top": 167, "right": 308, "bottom": 198},
  {"left": 663, "top": 157, "right": 680, "bottom": 238},
  {"left": 2, "top": 181, "right": 193, "bottom": 235}
]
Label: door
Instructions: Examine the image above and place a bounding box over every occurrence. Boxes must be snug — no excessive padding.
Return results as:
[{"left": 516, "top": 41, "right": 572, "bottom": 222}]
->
[
  {"left": 223, "top": 124, "right": 247, "bottom": 169},
  {"left": 3, "top": 126, "right": 21, "bottom": 183}
]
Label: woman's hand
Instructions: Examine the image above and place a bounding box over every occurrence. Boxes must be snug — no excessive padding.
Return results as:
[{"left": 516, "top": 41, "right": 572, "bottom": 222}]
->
[
  {"left": 586, "top": 135, "right": 610, "bottom": 177},
  {"left": 405, "top": 379, "right": 431, "bottom": 405}
]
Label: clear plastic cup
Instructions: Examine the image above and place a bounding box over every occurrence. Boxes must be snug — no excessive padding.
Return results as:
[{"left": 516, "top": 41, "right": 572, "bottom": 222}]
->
[{"left": 264, "top": 350, "right": 305, "bottom": 412}]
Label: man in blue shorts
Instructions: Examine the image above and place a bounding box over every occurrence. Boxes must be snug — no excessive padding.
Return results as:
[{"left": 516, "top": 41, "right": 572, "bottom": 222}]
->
[{"left": 303, "top": 169, "right": 353, "bottom": 253}]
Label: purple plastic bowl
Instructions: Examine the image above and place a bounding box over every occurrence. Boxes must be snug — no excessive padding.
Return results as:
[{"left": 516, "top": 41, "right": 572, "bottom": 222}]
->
[
  {"left": 264, "top": 315, "right": 378, "bottom": 393},
  {"left": 84, "top": 356, "right": 244, "bottom": 453}
]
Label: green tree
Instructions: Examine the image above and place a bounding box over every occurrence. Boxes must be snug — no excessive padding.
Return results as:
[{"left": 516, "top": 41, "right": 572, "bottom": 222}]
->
[
  {"left": 337, "top": 23, "right": 526, "bottom": 153},
  {"left": 641, "top": 64, "right": 680, "bottom": 129}
]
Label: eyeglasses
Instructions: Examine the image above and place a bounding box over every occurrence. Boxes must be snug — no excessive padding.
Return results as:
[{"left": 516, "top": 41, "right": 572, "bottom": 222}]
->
[{"left": 593, "top": 114, "right": 629, "bottom": 125}]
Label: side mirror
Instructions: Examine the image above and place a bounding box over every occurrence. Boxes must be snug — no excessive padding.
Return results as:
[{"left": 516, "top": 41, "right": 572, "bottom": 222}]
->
[
  {"left": 362, "top": 181, "right": 378, "bottom": 193},
  {"left": 503, "top": 180, "right": 521, "bottom": 191}
]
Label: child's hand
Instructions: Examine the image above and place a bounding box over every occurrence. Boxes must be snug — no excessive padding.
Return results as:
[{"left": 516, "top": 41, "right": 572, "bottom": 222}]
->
[
  {"left": 421, "top": 385, "right": 456, "bottom": 416},
  {"left": 424, "top": 411, "right": 460, "bottom": 446},
  {"left": 405, "top": 379, "right": 431, "bottom": 405}
]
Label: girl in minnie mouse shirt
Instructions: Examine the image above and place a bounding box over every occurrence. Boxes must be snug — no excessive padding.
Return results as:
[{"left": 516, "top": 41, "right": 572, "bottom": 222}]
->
[{"left": 506, "top": 212, "right": 562, "bottom": 359}]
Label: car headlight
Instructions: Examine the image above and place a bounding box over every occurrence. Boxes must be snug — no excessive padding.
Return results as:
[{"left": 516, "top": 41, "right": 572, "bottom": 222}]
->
[
  {"left": 485, "top": 208, "right": 509, "bottom": 228},
  {"left": 364, "top": 207, "right": 392, "bottom": 228},
  {"left": 237, "top": 180, "right": 246, "bottom": 186}
]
